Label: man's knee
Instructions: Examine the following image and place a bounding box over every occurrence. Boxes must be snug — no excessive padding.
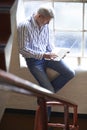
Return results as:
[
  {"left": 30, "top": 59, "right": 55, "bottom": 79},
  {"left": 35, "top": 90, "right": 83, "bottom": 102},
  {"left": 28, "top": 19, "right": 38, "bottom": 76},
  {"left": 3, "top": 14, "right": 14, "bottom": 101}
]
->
[{"left": 69, "top": 69, "right": 75, "bottom": 80}]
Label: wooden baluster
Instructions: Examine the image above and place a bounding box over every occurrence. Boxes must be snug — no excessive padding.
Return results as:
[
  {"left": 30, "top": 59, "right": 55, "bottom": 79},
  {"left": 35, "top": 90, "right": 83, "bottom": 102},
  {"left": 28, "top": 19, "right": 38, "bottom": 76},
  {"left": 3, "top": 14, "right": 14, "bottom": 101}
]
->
[
  {"left": 34, "top": 98, "right": 48, "bottom": 130},
  {"left": 73, "top": 106, "right": 79, "bottom": 130},
  {"left": 64, "top": 105, "right": 69, "bottom": 130}
]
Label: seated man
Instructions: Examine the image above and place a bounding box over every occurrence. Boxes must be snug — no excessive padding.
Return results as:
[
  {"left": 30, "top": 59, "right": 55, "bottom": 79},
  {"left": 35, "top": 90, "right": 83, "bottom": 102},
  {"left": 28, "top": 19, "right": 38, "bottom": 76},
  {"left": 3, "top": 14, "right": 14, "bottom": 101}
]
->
[{"left": 17, "top": 5, "right": 75, "bottom": 124}]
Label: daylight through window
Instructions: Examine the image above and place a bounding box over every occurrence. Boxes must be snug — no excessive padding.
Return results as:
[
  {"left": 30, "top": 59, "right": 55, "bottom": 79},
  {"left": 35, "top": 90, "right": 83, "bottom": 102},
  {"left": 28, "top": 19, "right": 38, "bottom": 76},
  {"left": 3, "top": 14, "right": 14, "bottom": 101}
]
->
[{"left": 20, "top": 0, "right": 87, "bottom": 69}]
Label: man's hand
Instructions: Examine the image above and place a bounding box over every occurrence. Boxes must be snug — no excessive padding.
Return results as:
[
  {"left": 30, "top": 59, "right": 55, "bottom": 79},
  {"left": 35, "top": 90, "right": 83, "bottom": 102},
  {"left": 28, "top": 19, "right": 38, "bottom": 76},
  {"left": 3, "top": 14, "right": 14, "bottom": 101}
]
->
[{"left": 43, "top": 52, "right": 58, "bottom": 60}]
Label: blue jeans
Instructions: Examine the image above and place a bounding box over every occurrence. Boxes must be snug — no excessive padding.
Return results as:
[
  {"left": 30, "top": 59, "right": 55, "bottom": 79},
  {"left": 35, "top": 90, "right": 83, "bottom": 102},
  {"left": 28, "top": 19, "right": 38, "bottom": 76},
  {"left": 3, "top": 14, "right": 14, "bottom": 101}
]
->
[{"left": 25, "top": 58, "right": 75, "bottom": 93}]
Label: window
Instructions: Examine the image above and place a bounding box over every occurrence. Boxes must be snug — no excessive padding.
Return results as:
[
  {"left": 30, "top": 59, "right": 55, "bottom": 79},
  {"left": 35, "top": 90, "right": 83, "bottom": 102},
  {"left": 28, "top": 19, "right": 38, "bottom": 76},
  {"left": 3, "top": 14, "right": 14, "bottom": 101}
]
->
[{"left": 20, "top": 0, "right": 87, "bottom": 69}]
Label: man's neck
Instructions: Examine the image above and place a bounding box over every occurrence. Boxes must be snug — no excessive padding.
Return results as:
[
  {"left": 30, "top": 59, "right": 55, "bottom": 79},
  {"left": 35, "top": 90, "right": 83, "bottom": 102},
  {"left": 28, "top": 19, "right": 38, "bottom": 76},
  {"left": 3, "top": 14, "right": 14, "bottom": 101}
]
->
[{"left": 34, "top": 14, "right": 42, "bottom": 29}]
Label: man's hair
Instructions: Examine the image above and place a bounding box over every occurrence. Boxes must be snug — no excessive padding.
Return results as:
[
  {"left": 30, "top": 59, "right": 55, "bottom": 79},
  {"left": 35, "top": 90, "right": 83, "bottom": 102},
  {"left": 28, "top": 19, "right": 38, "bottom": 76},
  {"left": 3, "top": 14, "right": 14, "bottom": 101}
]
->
[{"left": 37, "top": 6, "right": 54, "bottom": 18}]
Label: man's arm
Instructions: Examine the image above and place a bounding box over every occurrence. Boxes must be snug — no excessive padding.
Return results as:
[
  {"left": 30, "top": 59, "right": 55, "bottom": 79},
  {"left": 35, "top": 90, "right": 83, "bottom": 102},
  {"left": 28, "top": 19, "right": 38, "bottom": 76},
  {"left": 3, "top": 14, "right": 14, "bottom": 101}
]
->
[{"left": 17, "top": 22, "right": 44, "bottom": 59}]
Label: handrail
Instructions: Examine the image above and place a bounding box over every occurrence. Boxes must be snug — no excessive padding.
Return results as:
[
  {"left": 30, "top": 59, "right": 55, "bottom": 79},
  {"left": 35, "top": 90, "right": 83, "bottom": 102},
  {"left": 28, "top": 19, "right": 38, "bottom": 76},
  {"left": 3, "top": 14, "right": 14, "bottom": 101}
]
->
[
  {"left": 0, "top": 69, "right": 76, "bottom": 106},
  {"left": 0, "top": 69, "right": 79, "bottom": 130}
]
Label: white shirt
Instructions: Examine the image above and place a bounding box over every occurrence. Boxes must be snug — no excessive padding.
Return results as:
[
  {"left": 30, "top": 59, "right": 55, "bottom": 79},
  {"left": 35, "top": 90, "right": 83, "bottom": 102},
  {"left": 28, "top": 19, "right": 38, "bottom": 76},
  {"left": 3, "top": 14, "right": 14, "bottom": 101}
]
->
[{"left": 17, "top": 15, "right": 54, "bottom": 59}]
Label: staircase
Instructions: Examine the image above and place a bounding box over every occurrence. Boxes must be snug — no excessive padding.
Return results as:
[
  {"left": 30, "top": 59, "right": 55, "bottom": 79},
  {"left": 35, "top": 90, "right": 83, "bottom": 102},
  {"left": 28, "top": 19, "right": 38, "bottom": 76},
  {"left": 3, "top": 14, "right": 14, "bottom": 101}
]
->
[{"left": 0, "top": 69, "right": 79, "bottom": 130}]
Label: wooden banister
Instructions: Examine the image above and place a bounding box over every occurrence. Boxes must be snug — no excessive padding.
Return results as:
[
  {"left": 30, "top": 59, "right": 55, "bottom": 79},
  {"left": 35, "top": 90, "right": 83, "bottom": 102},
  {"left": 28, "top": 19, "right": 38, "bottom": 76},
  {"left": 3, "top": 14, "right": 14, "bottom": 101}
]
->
[{"left": 0, "top": 69, "right": 79, "bottom": 130}]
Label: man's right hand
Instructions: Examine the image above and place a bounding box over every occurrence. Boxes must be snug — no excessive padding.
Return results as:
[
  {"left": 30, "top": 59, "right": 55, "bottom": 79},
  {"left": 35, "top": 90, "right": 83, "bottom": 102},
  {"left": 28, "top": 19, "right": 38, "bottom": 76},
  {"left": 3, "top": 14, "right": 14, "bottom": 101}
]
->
[{"left": 43, "top": 52, "right": 58, "bottom": 60}]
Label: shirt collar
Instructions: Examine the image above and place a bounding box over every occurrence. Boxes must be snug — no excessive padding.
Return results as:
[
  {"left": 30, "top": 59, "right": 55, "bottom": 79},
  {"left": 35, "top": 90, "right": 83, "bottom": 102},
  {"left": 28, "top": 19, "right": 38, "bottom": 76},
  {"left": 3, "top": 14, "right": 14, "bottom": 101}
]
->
[
  {"left": 31, "top": 14, "right": 45, "bottom": 30},
  {"left": 31, "top": 14, "right": 39, "bottom": 28}
]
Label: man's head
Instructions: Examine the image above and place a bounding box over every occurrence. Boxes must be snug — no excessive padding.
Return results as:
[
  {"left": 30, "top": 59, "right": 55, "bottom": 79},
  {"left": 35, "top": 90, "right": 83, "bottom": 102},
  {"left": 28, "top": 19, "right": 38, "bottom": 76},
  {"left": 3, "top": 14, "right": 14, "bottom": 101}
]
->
[
  {"left": 34, "top": 6, "right": 54, "bottom": 27},
  {"left": 37, "top": 6, "right": 54, "bottom": 19}
]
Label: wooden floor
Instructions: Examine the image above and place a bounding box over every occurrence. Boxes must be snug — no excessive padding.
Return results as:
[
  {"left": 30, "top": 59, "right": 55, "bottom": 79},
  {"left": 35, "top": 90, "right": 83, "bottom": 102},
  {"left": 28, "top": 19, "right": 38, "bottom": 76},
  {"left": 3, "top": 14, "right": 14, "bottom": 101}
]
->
[{"left": 0, "top": 109, "right": 87, "bottom": 130}]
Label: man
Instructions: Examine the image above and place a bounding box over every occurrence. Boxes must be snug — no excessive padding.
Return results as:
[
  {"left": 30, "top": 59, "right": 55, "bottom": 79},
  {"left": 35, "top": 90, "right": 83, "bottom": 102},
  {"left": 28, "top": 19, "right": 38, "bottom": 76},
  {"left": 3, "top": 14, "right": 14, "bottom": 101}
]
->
[{"left": 17, "top": 6, "right": 75, "bottom": 93}]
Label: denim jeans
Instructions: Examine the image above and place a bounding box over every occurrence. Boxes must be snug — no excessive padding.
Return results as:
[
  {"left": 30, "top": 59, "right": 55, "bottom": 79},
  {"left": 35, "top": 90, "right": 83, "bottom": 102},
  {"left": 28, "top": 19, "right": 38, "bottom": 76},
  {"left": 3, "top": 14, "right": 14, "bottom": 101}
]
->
[{"left": 25, "top": 58, "right": 75, "bottom": 93}]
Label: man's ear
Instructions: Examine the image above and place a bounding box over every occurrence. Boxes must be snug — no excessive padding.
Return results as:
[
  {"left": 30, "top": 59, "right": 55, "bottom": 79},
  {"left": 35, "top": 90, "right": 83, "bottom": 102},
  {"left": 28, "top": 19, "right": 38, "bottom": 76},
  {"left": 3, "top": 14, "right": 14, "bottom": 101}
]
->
[{"left": 37, "top": 14, "right": 41, "bottom": 18}]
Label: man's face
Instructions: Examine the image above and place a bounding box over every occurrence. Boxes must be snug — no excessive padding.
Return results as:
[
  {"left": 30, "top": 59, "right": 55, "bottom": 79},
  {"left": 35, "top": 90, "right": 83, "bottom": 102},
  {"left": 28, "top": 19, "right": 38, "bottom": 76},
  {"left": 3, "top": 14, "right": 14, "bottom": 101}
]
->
[{"left": 37, "top": 15, "right": 51, "bottom": 27}]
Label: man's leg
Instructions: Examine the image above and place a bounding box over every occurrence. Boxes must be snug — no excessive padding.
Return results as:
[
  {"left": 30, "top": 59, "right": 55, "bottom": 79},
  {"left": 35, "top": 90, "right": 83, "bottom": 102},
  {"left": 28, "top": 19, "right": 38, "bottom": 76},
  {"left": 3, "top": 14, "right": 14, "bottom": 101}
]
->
[
  {"left": 26, "top": 58, "right": 53, "bottom": 122},
  {"left": 25, "top": 58, "right": 55, "bottom": 92},
  {"left": 45, "top": 59, "right": 75, "bottom": 93}
]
